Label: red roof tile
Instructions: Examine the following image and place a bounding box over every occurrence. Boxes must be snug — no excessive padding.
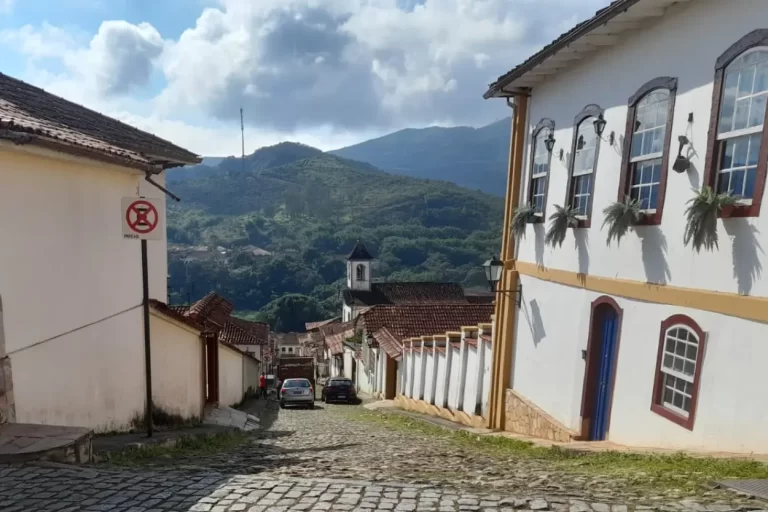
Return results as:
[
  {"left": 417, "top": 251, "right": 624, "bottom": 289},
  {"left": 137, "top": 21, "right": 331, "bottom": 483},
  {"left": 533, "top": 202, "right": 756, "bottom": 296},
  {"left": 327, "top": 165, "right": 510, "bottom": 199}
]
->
[
  {"left": 228, "top": 317, "right": 269, "bottom": 345},
  {"left": 305, "top": 317, "right": 341, "bottom": 331},
  {"left": 372, "top": 327, "right": 403, "bottom": 360},
  {"left": 359, "top": 304, "right": 494, "bottom": 340},
  {"left": 344, "top": 282, "right": 468, "bottom": 307},
  {"left": 0, "top": 73, "right": 199, "bottom": 167},
  {"left": 149, "top": 299, "right": 203, "bottom": 331},
  {"left": 188, "top": 293, "right": 233, "bottom": 327}
]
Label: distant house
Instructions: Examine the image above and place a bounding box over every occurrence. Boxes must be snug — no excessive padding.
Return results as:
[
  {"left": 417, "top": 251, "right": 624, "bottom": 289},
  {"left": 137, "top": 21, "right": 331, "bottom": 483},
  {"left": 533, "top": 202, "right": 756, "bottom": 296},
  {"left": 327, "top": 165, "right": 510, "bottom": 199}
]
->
[
  {"left": 0, "top": 72, "right": 200, "bottom": 428},
  {"left": 273, "top": 332, "right": 301, "bottom": 356}
]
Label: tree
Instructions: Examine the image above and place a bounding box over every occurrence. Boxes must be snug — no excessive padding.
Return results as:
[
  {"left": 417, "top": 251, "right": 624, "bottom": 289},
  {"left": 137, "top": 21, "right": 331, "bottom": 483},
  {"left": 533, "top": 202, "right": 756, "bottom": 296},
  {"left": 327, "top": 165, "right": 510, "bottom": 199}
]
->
[{"left": 261, "top": 294, "right": 328, "bottom": 333}]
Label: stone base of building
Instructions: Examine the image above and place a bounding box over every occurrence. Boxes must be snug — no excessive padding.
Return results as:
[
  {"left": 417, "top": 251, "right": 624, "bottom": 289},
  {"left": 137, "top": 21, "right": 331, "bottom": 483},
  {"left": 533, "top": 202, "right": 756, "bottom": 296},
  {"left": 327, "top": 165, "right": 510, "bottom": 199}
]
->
[
  {"left": 504, "top": 389, "right": 577, "bottom": 442},
  {"left": 0, "top": 357, "right": 15, "bottom": 424},
  {"left": 394, "top": 395, "right": 486, "bottom": 429}
]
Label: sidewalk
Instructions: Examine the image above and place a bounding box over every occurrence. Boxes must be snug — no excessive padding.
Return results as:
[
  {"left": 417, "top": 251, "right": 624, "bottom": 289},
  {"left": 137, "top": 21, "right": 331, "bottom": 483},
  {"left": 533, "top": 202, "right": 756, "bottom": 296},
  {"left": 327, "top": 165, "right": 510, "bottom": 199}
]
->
[{"left": 368, "top": 400, "right": 768, "bottom": 463}]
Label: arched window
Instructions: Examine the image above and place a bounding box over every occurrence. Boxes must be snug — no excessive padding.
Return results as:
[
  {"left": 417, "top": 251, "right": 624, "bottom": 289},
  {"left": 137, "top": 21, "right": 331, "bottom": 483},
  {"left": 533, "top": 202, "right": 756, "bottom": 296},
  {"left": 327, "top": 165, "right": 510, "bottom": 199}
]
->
[
  {"left": 704, "top": 30, "right": 768, "bottom": 218},
  {"left": 651, "top": 315, "right": 706, "bottom": 430},
  {"left": 618, "top": 77, "right": 677, "bottom": 225},
  {"left": 356, "top": 264, "right": 366, "bottom": 281},
  {"left": 567, "top": 104, "right": 604, "bottom": 227},
  {"left": 528, "top": 119, "right": 555, "bottom": 220}
]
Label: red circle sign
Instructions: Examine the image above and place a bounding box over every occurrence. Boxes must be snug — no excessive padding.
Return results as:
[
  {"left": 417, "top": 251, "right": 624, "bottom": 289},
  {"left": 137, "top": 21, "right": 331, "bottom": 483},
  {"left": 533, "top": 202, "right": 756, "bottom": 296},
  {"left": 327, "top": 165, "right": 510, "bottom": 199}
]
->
[{"left": 126, "top": 200, "right": 159, "bottom": 234}]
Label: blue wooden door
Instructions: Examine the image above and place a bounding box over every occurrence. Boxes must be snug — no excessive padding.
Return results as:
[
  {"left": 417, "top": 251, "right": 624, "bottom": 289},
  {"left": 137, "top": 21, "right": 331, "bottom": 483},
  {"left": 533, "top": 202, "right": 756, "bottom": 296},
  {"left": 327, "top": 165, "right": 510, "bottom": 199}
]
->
[{"left": 590, "top": 307, "right": 619, "bottom": 441}]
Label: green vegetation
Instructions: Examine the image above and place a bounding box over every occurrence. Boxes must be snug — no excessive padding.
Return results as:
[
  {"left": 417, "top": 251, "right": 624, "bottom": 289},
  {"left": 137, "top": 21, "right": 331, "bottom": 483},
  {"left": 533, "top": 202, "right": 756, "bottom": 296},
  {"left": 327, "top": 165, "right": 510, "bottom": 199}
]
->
[
  {"left": 349, "top": 409, "right": 768, "bottom": 495},
  {"left": 100, "top": 432, "right": 250, "bottom": 466},
  {"left": 167, "top": 145, "right": 503, "bottom": 330},
  {"left": 602, "top": 196, "right": 642, "bottom": 246},
  {"left": 684, "top": 186, "right": 738, "bottom": 252}
]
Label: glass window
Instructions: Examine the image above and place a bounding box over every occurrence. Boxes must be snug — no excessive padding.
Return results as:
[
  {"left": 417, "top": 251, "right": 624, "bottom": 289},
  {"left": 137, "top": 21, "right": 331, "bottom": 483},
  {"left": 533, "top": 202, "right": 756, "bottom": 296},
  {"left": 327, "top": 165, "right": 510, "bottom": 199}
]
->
[
  {"left": 569, "top": 118, "right": 598, "bottom": 217},
  {"left": 530, "top": 127, "right": 552, "bottom": 215},
  {"left": 658, "top": 324, "right": 699, "bottom": 418},
  {"left": 629, "top": 90, "right": 670, "bottom": 212},
  {"left": 716, "top": 49, "right": 768, "bottom": 202}
]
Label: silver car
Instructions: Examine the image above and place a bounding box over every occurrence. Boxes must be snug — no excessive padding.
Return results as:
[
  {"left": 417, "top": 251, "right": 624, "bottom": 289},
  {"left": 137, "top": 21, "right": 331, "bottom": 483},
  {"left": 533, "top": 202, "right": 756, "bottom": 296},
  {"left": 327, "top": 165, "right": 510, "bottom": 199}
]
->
[{"left": 279, "top": 378, "right": 315, "bottom": 409}]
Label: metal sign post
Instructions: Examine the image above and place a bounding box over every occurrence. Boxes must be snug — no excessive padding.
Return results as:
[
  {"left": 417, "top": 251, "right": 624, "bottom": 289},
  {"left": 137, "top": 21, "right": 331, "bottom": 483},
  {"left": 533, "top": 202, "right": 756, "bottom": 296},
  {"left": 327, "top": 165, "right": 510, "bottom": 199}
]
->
[{"left": 122, "top": 196, "right": 165, "bottom": 438}]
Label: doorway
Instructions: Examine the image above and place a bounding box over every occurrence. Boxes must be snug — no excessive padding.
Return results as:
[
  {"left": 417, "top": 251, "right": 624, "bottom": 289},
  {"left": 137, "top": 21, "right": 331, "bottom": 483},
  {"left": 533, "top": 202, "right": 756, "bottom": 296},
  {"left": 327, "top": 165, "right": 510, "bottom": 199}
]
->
[{"left": 580, "top": 296, "right": 623, "bottom": 441}]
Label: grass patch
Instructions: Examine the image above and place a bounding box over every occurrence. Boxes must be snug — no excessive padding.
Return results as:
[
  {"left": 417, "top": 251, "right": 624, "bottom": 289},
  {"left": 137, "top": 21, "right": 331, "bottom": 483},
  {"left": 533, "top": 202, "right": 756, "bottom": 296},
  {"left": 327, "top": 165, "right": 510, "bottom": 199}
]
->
[
  {"left": 101, "top": 432, "right": 250, "bottom": 467},
  {"left": 348, "top": 409, "right": 768, "bottom": 494}
]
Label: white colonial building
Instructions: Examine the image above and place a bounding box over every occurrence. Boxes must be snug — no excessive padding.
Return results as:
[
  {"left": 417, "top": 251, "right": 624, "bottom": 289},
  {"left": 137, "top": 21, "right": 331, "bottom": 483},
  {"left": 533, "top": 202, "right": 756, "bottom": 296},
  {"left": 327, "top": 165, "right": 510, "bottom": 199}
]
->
[{"left": 484, "top": 0, "right": 768, "bottom": 453}]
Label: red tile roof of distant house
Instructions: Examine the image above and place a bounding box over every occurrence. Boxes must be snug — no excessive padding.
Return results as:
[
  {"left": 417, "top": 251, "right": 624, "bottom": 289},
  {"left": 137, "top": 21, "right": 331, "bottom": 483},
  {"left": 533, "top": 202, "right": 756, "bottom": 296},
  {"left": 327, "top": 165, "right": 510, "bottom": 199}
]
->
[
  {"left": 0, "top": 72, "right": 200, "bottom": 168},
  {"left": 358, "top": 304, "right": 494, "bottom": 341},
  {"left": 305, "top": 317, "right": 341, "bottom": 331},
  {"left": 343, "top": 282, "right": 468, "bottom": 307},
  {"left": 149, "top": 299, "right": 204, "bottom": 332},
  {"left": 326, "top": 325, "right": 356, "bottom": 356},
  {"left": 372, "top": 327, "right": 403, "bottom": 360},
  {"left": 228, "top": 317, "right": 269, "bottom": 345},
  {"left": 188, "top": 293, "right": 233, "bottom": 327},
  {"left": 219, "top": 321, "right": 262, "bottom": 346}
]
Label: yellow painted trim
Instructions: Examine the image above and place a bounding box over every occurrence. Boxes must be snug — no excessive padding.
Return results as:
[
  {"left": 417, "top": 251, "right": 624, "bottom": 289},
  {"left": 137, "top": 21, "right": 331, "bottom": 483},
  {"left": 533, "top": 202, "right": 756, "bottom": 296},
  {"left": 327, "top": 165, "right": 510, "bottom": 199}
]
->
[
  {"left": 478, "top": 323, "right": 493, "bottom": 329},
  {"left": 516, "top": 261, "right": 768, "bottom": 324}
]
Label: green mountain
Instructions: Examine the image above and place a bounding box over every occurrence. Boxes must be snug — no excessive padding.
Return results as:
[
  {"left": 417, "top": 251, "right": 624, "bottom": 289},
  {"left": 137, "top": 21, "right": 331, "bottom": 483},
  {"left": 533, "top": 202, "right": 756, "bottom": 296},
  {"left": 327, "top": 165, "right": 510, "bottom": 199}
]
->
[
  {"left": 329, "top": 118, "right": 511, "bottom": 196},
  {"left": 166, "top": 143, "right": 503, "bottom": 327}
]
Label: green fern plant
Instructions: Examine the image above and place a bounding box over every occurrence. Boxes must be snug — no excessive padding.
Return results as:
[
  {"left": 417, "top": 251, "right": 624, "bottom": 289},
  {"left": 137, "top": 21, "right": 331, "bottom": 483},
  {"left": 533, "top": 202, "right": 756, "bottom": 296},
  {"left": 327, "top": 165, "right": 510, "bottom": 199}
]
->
[
  {"left": 511, "top": 204, "right": 536, "bottom": 238},
  {"left": 545, "top": 205, "right": 580, "bottom": 248},
  {"left": 683, "top": 186, "right": 738, "bottom": 252},
  {"left": 602, "top": 196, "right": 642, "bottom": 246}
]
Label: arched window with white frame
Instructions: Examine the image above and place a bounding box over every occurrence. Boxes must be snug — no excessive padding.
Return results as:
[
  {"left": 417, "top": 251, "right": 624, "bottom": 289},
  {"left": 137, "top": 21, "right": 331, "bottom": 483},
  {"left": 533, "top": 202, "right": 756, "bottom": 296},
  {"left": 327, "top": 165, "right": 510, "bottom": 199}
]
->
[
  {"left": 705, "top": 31, "right": 768, "bottom": 218},
  {"left": 651, "top": 314, "right": 706, "bottom": 430}
]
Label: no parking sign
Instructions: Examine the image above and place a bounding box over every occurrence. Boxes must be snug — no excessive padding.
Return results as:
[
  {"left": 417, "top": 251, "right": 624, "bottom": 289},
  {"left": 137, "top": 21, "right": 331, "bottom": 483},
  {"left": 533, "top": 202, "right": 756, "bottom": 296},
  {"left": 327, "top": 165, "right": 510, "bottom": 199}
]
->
[{"left": 122, "top": 197, "right": 164, "bottom": 240}]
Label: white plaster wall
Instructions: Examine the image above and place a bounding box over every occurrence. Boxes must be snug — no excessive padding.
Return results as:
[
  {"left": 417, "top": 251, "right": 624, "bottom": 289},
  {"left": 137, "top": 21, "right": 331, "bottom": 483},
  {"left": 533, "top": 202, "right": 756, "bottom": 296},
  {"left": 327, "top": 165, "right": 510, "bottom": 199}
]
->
[
  {"left": 243, "top": 355, "right": 260, "bottom": 393},
  {"left": 434, "top": 351, "right": 447, "bottom": 407},
  {"left": 447, "top": 346, "right": 462, "bottom": 409},
  {"left": 423, "top": 352, "right": 435, "bottom": 404},
  {"left": 514, "top": 274, "right": 768, "bottom": 453},
  {"left": 462, "top": 347, "right": 479, "bottom": 416},
  {"left": 12, "top": 308, "right": 144, "bottom": 430},
  {"left": 0, "top": 147, "right": 168, "bottom": 430},
  {"left": 150, "top": 314, "right": 204, "bottom": 420},
  {"left": 518, "top": 0, "right": 768, "bottom": 297},
  {"left": 412, "top": 352, "right": 423, "bottom": 400},
  {"left": 481, "top": 341, "right": 493, "bottom": 417},
  {"left": 402, "top": 351, "right": 411, "bottom": 397},
  {"left": 357, "top": 359, "right": 373, "bottom": 394},
  {"left": 343, "top": 349, "right": 355, "bottom": 380},
  {"left": 219, "top": 344, "right": 244, "bottom": 407},
  {"left": 347, "top": 261, "right": 371, "bottom": 291}
]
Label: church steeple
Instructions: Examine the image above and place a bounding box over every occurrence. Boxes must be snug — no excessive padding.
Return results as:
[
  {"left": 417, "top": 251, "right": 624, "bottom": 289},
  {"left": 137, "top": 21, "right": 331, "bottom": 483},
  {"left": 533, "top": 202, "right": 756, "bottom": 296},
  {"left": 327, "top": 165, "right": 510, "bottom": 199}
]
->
[{"left": 346, "top": 240, "right": 374, "bottom": 292}]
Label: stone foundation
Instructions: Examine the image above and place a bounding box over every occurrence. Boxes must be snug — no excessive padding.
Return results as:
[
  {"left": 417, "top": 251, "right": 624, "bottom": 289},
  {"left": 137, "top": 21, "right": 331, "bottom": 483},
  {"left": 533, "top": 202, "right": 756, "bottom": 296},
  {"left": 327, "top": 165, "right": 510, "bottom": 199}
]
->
[
  {"left": 0, "top": 357, "right": 15, "bottom": 424},
  {"left": 394, "top": 395, "right": 486, "bottom": 429},
  {"left": 504, "top": 389, "right": 577, "bottom": 442}
]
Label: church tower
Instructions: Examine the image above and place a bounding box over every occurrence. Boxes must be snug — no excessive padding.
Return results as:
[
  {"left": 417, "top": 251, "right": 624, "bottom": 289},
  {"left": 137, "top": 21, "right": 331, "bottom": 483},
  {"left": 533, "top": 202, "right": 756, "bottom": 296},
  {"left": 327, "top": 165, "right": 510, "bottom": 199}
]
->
[{"left": 346, "top": 241, "right": 374, "bottom": 292}]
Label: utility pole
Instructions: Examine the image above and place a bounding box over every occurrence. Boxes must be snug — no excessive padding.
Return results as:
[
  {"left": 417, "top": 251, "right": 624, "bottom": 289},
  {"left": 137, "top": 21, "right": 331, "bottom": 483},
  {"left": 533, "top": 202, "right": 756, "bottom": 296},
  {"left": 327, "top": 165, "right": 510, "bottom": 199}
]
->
[{"left": 240, "top": 107, "right": 245, "bottom": 174}]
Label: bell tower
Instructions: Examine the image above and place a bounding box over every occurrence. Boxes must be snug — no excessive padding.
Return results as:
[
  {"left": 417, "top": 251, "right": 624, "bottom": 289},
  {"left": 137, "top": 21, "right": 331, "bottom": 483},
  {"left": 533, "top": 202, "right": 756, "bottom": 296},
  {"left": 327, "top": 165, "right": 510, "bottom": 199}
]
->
[{"left": 346, "top": 241, "right": 374, "bottom": 292}]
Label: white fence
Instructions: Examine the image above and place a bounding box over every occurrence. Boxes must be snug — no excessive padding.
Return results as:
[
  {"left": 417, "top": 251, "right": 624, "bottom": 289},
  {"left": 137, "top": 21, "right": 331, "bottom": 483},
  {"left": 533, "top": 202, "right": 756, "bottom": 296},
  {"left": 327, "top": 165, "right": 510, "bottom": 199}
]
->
[{"left": 400, "top": 326, "right": 493, "bottom": 421}]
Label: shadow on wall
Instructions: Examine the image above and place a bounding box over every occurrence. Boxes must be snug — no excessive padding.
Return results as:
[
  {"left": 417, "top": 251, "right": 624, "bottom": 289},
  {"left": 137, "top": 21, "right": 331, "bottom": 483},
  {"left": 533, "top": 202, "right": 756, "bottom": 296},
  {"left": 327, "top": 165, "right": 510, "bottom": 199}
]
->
[
  {"left": 533, "top": 224, "right": 546, "bottom": 268},
  {"left": 724, "top": 220, "right": 763, "bottom": 295},
  {"left": 574, "top": 229, "right": 590, "bottom": 276},
  {"left": 522, "top": 298, "right": 546, "bottom": 347},
  {"left": 637, "top": 226, "right": 671, "bottom": 285}
]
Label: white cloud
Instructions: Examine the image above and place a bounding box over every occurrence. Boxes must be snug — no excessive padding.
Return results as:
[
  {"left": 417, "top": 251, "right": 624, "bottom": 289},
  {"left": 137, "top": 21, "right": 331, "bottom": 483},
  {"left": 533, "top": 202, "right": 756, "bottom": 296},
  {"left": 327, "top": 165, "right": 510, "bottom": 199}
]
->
[
  {"left": 0, "top": 0, "right": 611, "bottom": 155},
  {"left": 0, "top": 0, "right": 13, "bottom": 14}
]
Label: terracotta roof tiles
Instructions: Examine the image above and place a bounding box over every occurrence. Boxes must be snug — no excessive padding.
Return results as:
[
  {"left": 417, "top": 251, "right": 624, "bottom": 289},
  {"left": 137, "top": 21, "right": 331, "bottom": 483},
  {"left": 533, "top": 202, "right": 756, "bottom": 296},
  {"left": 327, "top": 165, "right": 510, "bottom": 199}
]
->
[
  {"left": 344, "top": 282, "right": 467, "bottom": 307},
  {"left": 359, "top": 304, "right": 494, "bottom": 341}
]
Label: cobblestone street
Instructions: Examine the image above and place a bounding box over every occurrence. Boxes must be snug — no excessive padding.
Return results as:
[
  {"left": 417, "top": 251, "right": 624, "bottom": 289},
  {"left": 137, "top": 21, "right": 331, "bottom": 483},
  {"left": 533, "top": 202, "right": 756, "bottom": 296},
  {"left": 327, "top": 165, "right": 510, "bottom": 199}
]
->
[{"left": 0, "top": 401, "right": 766, "bottom": 511}]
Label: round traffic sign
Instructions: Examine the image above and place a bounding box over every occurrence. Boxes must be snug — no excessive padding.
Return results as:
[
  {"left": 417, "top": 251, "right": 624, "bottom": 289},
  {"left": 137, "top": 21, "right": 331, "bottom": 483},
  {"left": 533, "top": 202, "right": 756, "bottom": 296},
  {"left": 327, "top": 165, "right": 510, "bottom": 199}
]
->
[{"left": 126, "top": 200, "right": 159, "bottom": 234}]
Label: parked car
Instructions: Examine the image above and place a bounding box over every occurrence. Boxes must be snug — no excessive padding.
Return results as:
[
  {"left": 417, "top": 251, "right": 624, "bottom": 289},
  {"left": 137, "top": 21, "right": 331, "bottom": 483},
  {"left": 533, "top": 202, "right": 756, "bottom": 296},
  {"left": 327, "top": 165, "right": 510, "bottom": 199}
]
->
[
  {"left": 279, "top": 378, "right": 315, "bottom": 409},
  {"left": 322, "top": 378, "right": 357, "bottom": 404}
]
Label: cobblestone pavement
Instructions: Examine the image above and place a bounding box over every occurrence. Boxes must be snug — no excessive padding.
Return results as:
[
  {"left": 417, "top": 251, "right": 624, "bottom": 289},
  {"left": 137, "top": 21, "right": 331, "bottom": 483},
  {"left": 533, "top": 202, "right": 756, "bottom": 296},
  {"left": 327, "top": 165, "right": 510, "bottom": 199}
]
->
[{"left": 0, "top": 401, "right": 766, "bottom": 511}]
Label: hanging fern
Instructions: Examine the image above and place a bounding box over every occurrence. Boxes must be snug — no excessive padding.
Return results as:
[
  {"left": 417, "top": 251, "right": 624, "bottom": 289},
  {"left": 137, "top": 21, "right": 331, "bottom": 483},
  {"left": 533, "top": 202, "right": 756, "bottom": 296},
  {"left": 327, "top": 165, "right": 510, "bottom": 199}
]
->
[
  {"left": 545, "top": 205, "right": 580, "bottom": 248},
  {"left": 511, "top": 204, "right": 535, "bottom": 238},
  {"left": 602, "top": 196, "right": 642, "bottom": 246},
  {"left": 683, "top": 186, "right": 738, "bottom": 252}
]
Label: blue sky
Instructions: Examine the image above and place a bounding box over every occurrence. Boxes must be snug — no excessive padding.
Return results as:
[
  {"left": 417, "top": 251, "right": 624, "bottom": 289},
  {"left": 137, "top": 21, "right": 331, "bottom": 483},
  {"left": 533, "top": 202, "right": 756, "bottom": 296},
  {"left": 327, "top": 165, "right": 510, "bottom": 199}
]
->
[{"left": 0, "top": 0, "right": 609, "bottom": 156}]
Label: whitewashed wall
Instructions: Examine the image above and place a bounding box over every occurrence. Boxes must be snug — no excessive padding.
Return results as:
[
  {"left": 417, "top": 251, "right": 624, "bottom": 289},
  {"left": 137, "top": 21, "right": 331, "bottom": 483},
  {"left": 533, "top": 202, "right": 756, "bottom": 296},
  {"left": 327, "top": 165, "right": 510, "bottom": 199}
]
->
[
  {"left": 243, "top": 355, "right": 260, "bottom": 394},
  {"left": 412, "top": 351, "right": 423, "bottom": 400},
  {"left": 356, "top": 358, "right": 373, "bottom": 394},
  {"left": 514, "top": 274, "right": 768, "bottom": 453},
  {"left": 150, "top": 313, "right": 204, "bottom": 420},
  {"left": 481, "top": 341, "right": 493, "bottom": 417},
  {"left": 434, "top": 350, "right": 447, "bottom": 407},
  {"left": 343, "top": 348, "right": 355, "bottom": 380},
  {"left": 423, "top": 352, "right": 435, "bottom": 404},
  {"left": 1, "top": 146, "right": 168, "bottom": 430},
  {"left": 462, "top": 346, "right": 479, "bottom": 416},
  {"left": 518, "top": 0, "right": 768, "bottom": 296},
  {"left": 219, "top": 343, "right": 244, "bottom": 407},
  {"left": 447, "top": 345, "right": 462, "bottom": 409}
]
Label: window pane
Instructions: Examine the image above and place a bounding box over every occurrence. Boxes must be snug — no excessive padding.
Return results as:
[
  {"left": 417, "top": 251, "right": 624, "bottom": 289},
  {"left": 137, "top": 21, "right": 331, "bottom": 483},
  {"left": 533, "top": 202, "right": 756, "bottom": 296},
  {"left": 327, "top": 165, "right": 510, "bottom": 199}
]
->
[
  {"left": 673, "top": 392, "right": 684, "bottom": 408},
  {"left": 674, "top": 357, "right": 684, "bottom": 372},
  {"left": 663, "top": 354, "right": 673, "bottom": 368},
  {"left": 664, "top": 387, "right": 674, "bottom": 404},
  {"left": 746, "top": 168, "right": 757, "bottom": 198},
  {"left": 683, "top": 396, "right": 691, "bottom": 412},
  {"left": 734, "top": 100, "right": 750, "bottom": 131},
  {"left": 675, "top": 341, "right": 686, "bottom": 356},
  {"left": 749, "top": 94, "right": 767, "bottom": 128},
  {"left": 685, "top": 344, "right": 698, "bottom": 360},
  {"left": 719, "top": 71, "right": 740, "bottom": 133},
  {"left": 684, "top": 361, "right": 695, "bottom": 376},
  {"left": 738, "top": 65, "right": 756, "bottom": 98}
]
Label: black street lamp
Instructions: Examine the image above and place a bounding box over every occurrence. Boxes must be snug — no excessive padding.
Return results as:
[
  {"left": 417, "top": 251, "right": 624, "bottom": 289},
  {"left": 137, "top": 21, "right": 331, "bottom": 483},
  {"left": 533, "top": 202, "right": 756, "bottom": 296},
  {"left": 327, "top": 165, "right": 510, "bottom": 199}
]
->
[
  {"left": 544, "top": 132, "right": 556, "bottom": 153},
  {"left": 482, "top": 255, "right": 523, "bottom": 307},
  {"left": 593, "top": 114, "right": 607, "bottom": 137}
]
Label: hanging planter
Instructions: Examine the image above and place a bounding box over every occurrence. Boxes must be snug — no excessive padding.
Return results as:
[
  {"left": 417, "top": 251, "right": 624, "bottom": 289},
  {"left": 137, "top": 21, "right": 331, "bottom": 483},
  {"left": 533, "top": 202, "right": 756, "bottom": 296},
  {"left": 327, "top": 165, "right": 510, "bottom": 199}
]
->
[
  {"left": 545, "top": 205, "right": 580, "bottom": 248},
  {"left": 601, "top": 196, "right": 642, "bottom": 246},
  {"left": 511, "top": 204, "right": 536, "bottom": 238},
  {"left": 683, "top": 186, "right": 739, "bottom": 252}
]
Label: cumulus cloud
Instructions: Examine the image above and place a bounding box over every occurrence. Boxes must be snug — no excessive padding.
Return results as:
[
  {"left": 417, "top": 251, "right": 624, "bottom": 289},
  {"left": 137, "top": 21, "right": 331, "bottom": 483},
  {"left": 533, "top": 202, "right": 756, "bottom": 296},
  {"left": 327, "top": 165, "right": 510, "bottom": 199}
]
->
[{"left": 0, "top": 0, "right": 610, "bottom": 153}]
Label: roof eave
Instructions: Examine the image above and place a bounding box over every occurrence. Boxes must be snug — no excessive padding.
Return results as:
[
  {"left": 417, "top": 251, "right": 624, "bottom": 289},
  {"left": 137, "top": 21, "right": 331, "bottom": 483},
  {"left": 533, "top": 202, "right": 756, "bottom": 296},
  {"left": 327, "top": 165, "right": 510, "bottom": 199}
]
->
[{"left": 483, "top": 0, "right": 646, "bottom": 99}]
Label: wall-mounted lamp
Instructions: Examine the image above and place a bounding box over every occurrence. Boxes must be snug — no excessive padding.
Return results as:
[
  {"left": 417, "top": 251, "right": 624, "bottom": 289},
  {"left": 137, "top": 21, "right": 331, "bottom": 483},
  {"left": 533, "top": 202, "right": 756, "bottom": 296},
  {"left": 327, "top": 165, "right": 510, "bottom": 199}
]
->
[
  {"left": 673, "top": 135, "right": 691, "bottom": 173},
  {"left": 593, "top": 114, "right": 607, "bottom": 137},
  {"left": 483, "top": 255, "right": 522, "bottom": 308},
  {"left": 544, "top": 133, "right": 556, "bottom": 153}
]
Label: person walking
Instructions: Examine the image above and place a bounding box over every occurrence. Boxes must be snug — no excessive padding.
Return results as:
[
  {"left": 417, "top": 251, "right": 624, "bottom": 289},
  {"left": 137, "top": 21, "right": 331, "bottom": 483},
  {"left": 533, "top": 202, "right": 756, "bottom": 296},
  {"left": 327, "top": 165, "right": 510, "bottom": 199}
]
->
[{"left": 259, "top": 372, "right": 267, "bottom": 399}]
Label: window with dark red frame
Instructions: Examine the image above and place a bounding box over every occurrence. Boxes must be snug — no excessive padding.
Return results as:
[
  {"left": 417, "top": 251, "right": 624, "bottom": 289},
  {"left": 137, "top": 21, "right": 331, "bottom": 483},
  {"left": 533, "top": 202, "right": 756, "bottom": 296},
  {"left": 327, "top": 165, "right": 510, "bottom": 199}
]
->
[
  {"left": 650, "top": 314, "right": 706, "bottom": 430},
  {"left": 704, "top": 30, "right": 768, "bottom": 219},
  {"left": 528, "top": 119, "right": 555, "bottom": 221},
  {"left": 617, "top": 77, "right": 677, "bottom": 225},
  {"left": 566, "top": 104, "right": 604, "bottom": 228}
]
